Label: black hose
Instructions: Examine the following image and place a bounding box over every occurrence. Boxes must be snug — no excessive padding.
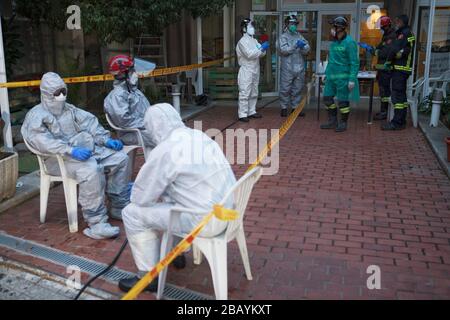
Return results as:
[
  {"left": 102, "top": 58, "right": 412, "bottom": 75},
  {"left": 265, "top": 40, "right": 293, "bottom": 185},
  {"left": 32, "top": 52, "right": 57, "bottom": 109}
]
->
[{"left": 74, "top": 239, "right": 128, "bottom": 300}]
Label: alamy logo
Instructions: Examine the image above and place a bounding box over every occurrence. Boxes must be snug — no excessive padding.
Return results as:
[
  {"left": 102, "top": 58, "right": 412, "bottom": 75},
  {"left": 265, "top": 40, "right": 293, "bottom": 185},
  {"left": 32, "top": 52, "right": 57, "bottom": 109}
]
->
[
  {"left": 66, "top": 265, "right": 81, "bottom": 290},
  {"left": 366, "top": 265, "right": 381, "bottom": 290},
  {"left": 67, "top": 5, "right": 81, "bottom": 30}
]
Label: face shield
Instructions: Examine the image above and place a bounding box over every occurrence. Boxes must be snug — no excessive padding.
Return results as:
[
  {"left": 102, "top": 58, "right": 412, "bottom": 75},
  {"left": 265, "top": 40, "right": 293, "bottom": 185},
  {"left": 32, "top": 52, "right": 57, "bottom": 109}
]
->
[{"left": 134, "top": 58, "right": 157, "bottom": 77}]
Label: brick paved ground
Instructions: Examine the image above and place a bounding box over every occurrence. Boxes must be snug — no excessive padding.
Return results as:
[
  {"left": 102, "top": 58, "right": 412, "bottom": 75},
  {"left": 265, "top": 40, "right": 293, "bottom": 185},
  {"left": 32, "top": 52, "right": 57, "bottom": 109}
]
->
[{"left": 0, "top": 100, "right": 449, "bottom": 300}]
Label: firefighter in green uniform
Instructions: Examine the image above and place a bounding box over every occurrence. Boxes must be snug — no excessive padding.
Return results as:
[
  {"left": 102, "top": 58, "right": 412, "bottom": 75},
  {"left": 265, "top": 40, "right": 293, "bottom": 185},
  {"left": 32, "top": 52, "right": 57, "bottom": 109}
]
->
[
  {"left": 321, "top": 16, "right": 360, "bottom": 133},
  {"left": 359, "top": 16, "right": 397, "bottom": 121},
  {"left": 382, "top": 15, "right": 415, "bottom": 131}
]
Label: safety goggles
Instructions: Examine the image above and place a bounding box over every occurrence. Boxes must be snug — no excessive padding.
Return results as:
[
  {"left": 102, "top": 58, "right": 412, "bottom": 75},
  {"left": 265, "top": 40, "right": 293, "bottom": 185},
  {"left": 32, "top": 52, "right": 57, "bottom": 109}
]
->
[{"left": 53, "top": 88, "right": 67, "bottom": 97}]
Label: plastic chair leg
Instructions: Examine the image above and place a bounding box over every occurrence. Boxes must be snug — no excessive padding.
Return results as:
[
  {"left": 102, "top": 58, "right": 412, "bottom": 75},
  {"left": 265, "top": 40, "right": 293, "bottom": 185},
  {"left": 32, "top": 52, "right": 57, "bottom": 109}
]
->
[
  {"left": 64, "top": 180, "right": 79, "bottom": 233},
  {"left": 236, "top": 229, "right": 253, "bottom": 281},
  {"left": 193, "top": 244, "right": 203, "bottom": 265},
  {"left": 40, "top": 174, "right": 51, "bottom": 224},
  {"left": 199, "top": 240, "right": 228, "bottom": 300},
  {"left": 410, "top": 103, "right": 418, "bottom": 128},
  {"left": 157, "top": 231, "right": 174, "bottom": 300}
]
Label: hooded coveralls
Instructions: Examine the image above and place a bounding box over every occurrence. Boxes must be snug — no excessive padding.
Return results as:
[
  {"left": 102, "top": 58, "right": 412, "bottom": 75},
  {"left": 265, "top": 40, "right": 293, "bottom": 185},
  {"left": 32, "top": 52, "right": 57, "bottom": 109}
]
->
[
  {"left": 21, "top": 72, "right": 130, "bottom": 227},
  {"left": 236, "top": 33, "right": 266, "bottom": 119},
  {"left": 104, "top": 80, "right": 154, "bottom": 148},
  {"left": 278, "top": 30, "right": 311, "bottom": 110},
  {"left": 122, "top": 103, "right": 237, "bottom": 273}
]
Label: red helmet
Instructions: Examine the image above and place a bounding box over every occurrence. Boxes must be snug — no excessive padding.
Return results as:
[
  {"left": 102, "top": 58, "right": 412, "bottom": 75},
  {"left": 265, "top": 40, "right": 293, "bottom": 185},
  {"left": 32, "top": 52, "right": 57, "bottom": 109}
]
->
[
  {"left": 379, "top": 16, "right": 392, "bottom": 28},
  {"left": 108, "top": 55, "right": 134, "bottom": 76}
]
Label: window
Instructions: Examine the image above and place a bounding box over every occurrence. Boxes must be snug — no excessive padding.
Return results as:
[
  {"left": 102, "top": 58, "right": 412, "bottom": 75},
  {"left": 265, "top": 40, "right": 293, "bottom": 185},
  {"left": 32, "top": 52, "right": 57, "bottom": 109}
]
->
[{"left": 416, "top": 6, "right": 450, "bottom": 79}]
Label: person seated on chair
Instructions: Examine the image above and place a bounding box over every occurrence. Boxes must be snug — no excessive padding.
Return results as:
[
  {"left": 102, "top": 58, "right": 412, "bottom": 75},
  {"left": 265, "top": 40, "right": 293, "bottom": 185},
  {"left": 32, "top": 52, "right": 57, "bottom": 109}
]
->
[
  {"left": 21, "top": 72, "right": 130, "bottom": 239},
  {"left": 118, "top": 103, "right": 237, "bottom": 293},
  {"left": 104, "top": 55, "right": 154, "bottom": 150}
]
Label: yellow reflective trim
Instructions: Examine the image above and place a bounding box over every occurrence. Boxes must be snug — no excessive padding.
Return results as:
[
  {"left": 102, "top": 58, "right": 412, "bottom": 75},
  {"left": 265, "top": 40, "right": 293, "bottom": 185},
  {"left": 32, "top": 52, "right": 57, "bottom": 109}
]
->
[
  {"left": 327, "top": 104, "right": 337, "bottom": 110},
  {"left": 340, "top": 107, "right": 351, "bottom": 114}
]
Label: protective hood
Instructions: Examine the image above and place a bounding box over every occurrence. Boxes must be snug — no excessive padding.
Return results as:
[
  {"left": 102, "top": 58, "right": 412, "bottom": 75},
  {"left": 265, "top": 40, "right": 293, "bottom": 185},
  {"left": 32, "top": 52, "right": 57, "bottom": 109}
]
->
[
  {"left": 144, "top": 103, "right": 185, "bottom": 146},
  {"left": 40, "top": 72, "right": 68, "bottom": 115}
]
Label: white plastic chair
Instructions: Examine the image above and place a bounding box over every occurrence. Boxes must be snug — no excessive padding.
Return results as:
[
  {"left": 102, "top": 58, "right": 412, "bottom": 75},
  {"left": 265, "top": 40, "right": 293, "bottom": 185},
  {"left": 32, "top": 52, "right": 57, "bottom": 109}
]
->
[
  {"left": 430, "top": 70, "right": 450, "bottom": 100},
  {"left": 24, "top": 139, "right": 79, "bottom": 233},
  {"left": 157, "top": 166, "right": 264, "bottom": 300},
  {"left": 177, "top": 70, "right": 201, "bottom": 99},
  {"left": 105, "top": 113, "right": 150, "bottom": 161},
  {"left": 406, "top": 77, "right": 426, "bottom": 128}
]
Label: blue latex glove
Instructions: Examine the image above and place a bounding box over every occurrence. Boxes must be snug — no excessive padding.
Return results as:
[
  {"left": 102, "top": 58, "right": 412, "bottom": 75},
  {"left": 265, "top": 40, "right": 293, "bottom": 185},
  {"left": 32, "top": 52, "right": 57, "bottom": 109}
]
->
[
  {"left": 71, "top": 147, "right": 92, "bottom": 162},
  {"left": 106, "top": 139, "right": 124, "bottom": 151},
  {"left": 261, "top": 42, "right": 270, "bottom": 52},
  {"left": 296, "top": 39, "right": 307, "bottom": 49},
  {"left": 383, "top": 62, "right": 392, "bottom": 71},
  {"left": 358, "top": 42, "right": 374, "bottom": 54}
]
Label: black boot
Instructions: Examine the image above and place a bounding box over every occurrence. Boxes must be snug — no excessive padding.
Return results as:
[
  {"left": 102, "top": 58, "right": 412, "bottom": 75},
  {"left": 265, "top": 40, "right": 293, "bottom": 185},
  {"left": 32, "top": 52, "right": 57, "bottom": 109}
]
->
[
  {"left": 382, "top": 108, "right": 406, "bottom": 131},
  {"left": 374, "top": 101, "right": 389, "bottom": 121},
  {"left": 281, "top": 109, "right": 288, "bottom": 118},
  {"left": 335, "top": 113, "right": 349, "bottom": 133},
  {"left": 292, "top": 109, "right": 306, "bottom": 117},
  {"left": 320, "top": 108, "right": 337, "bottom": 129},
  {"left": 249, "top": 113, "right": 263, "bottom": 119},
  {"left": 119, "top": 276, "right": 158, "bottom": 293},
  {"left": 173, "top": 254, "right": 186, "bottom": 270}
]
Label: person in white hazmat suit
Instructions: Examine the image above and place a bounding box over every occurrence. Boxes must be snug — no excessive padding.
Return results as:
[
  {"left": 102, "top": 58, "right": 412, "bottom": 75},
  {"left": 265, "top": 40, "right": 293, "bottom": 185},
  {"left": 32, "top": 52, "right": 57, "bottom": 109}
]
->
[
  {"left": 21, "top": 72, "right": 130, "bottom": 240},
  {"left": 236, "top": 18, "right": 269, "bottom": 123},
  {"left": 278, "top": 15, "right": 311, "bottom": 118},
  {"left": 118, "top": 103, "right": 237, "bottom": 293},
  {"left": 104, "top": 55, "right": 155, "bottom": 149}
]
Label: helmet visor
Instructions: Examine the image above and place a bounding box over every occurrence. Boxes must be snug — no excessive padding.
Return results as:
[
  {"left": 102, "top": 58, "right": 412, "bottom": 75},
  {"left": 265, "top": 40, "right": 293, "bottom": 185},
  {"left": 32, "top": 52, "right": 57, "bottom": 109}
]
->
[{"left": 134, "top": 57, "right": 157, "bottom": 77}]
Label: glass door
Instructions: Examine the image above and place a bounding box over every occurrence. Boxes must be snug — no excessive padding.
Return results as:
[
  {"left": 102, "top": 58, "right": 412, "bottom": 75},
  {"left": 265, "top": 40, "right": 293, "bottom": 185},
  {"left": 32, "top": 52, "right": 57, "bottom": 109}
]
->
[
  {"left": 316, "top": 11, "right": 357, "bottom": 94},
  {"left": 250, "top": 12, "right": 282, "bottom": 96}
]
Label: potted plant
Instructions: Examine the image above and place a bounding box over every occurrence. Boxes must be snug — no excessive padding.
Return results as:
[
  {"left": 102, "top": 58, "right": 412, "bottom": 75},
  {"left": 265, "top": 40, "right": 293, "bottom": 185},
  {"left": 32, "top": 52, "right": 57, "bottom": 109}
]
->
[{"left": 0, "top": 117, "right": 19, "bottom": 202}]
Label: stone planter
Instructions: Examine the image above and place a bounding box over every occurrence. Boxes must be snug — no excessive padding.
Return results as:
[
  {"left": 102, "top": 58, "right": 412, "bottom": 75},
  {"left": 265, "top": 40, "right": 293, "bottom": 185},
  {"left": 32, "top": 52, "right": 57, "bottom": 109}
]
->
[{"left": 0, "top": 152, "right": 19, "bottom": 202}]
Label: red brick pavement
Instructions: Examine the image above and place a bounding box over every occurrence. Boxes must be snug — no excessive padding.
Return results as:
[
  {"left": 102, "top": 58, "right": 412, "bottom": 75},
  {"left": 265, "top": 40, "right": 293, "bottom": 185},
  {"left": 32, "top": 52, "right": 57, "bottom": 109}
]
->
[{"left": 1, "top": 101, "right": 450, "bottom": 300}]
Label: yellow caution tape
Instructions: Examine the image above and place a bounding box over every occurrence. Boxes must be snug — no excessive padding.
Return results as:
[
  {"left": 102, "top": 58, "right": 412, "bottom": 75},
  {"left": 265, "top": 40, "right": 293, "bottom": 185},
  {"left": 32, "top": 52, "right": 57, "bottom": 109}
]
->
[
  {"left": 122, "top": 97, "right": 307, "bottom": 300},
  {"left": 213, "top": 204, "right": 239, "bottom": 221},
  {"left": 0, "top": 57, "right": 234, "bottom": 89},
  {"left": 122, "top": 206, "right": 233, "bottom": 301}
]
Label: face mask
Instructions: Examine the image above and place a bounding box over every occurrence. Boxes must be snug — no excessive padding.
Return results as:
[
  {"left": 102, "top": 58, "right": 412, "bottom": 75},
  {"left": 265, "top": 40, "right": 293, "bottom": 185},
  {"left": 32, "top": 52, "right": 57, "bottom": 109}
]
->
[
  {"left": 289, "top": 25, "right": 297, "bottom": 33},
  {"left": 330, "top": 28, "right": 337, "bottom": 38},
  {"left": 246, "top": 26, "right": 255, "bottom": 36},
  {"left": 54, "top": 92, "right": 67, "bottom": 102},
  {"left": 44, "top": 92, "right": 66, "bottom": 116},
  {"left": 128, "top": 72, "right": 139, "bottom": 87}
]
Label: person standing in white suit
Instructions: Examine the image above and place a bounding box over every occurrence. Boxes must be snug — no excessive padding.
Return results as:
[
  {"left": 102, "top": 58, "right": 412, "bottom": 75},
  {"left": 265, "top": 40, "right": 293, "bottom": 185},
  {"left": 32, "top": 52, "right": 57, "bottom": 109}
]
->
[{"left": 236, "top": 18, "right": 269, "bottom": 123}]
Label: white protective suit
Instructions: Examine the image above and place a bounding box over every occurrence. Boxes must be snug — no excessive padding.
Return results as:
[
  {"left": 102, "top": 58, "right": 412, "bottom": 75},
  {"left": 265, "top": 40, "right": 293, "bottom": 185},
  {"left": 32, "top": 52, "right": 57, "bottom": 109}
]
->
[
  {"left": 21, "top": 73, "right": 130, "bottom": 237},
  {"left": 277, "top": 30, "right": 310, "bottom": 110},
  {"left": 122, "top": 103, "right": 237, "bottom": 272},
  {"left": 104, "top": 80, "right": 154, "bottom": 148},
  {"left": 236, "top": 33, "right": 266, "bottom": 119}
]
